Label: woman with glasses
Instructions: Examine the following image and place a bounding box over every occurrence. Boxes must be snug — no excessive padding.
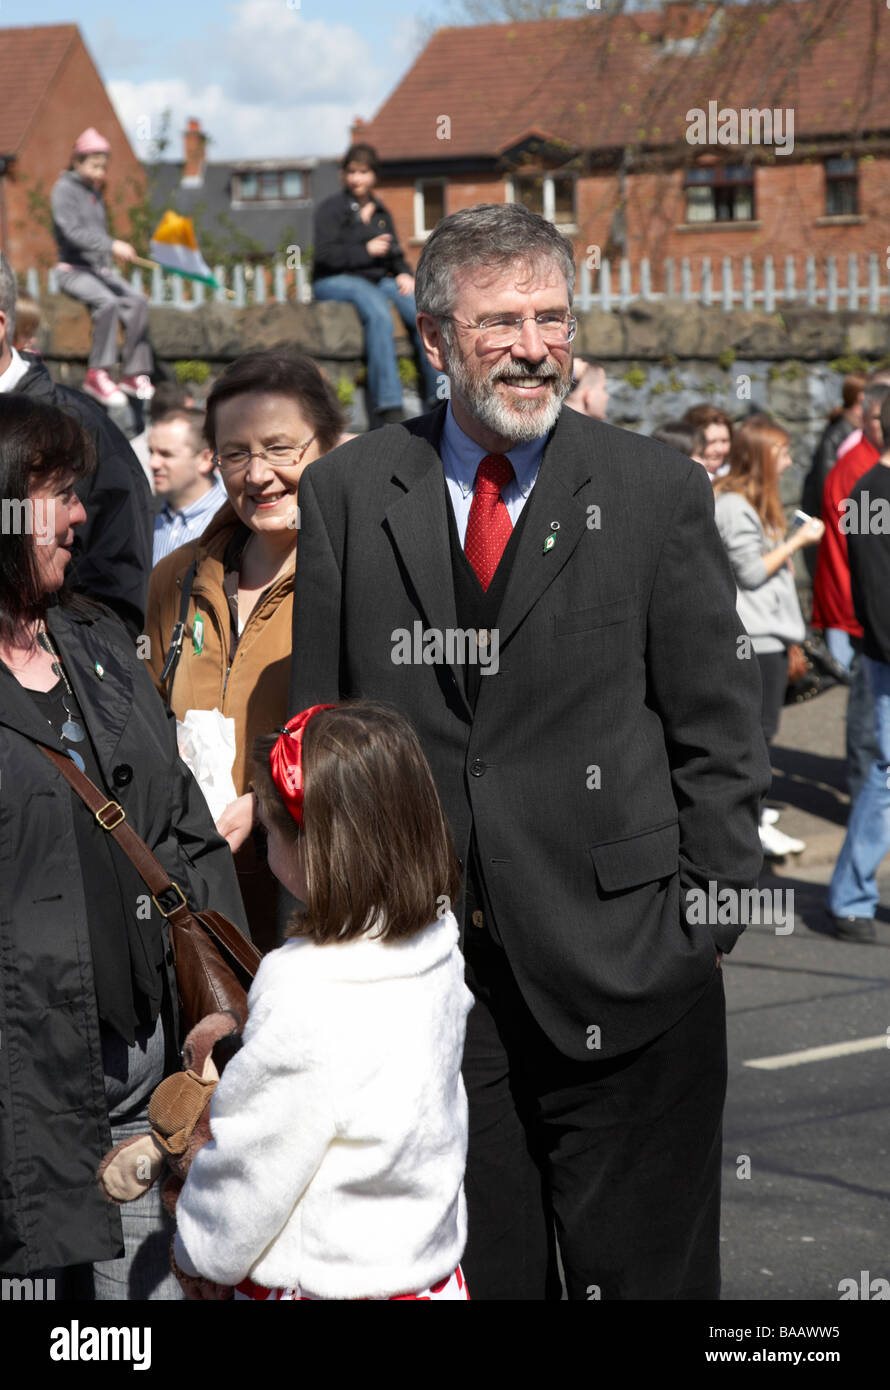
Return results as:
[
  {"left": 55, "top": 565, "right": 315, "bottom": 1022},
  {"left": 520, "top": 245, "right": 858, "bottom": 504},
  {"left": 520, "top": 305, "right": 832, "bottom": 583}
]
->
[{"left": 145, "top": 352, "right": 344, "bottom": 950}]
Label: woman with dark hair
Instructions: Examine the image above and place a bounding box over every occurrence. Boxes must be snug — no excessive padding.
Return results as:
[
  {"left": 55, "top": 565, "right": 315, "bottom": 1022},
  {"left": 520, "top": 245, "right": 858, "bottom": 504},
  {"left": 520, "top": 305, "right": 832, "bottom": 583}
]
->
[
  {"left": 713, "top": 415, "right": 824, "bottom": 858},
  {"left": 145, "top": 351, "right": 345, "bottom": 950},
  {"left": 682, "top": 403, "right": 733, "bottom": 479},
  {"left": 0, "top": 393, "right": 246, "bottom": 1296},
  {"left": 801, "top": 372, "right": 866, "bottom": 529},
  {"left": 312, "top": 142, "right": 441, "bottom": 426}
]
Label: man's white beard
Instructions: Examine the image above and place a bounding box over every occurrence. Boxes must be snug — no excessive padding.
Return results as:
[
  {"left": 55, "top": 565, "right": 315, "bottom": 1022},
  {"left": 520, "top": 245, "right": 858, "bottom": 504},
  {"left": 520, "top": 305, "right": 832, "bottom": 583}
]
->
[{"left": 445, "top": 347, "right": 571, "bottom": 443}]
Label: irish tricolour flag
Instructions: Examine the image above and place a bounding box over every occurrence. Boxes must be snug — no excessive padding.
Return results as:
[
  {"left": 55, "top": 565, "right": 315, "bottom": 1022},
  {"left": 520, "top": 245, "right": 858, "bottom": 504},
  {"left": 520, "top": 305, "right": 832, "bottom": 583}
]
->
[{"left": 149, "top": 211, "right": 217, "bottom": 286}]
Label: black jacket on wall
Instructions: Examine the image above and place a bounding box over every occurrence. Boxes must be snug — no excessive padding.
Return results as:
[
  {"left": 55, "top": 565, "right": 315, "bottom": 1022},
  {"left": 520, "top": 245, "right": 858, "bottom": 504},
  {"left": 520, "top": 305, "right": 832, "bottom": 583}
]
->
[
  {"left": 312, "top": 189, "right": 410, "bottom": 284},
  {"left": 289, "top": 403, "right": 771, "bottom": 1062}
]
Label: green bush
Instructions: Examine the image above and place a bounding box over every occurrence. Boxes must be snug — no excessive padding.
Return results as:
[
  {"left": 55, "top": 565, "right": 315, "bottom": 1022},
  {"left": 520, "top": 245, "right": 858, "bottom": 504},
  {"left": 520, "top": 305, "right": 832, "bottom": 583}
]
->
[
  {"left": 335, "top": 377, "right": 356, "bottom": 407},
  {"left": 172, "top": 360, "right": 212, "bottom": 385}
]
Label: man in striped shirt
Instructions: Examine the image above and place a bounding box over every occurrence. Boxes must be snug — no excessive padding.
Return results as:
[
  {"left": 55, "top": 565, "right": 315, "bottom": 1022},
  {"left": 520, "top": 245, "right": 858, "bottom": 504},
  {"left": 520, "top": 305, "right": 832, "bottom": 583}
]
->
[{"left": 150, "top": 407, "right": 227, "bottom": 564}]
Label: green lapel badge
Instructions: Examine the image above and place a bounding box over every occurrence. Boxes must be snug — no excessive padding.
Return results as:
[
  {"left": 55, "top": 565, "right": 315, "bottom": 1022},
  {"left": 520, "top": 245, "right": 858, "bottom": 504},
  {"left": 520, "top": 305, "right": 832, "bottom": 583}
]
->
[
  {"left": 94, "top": 662, "right": 104, "bottom": 679},
  {"left": 543, "top": 534, "right": 556, "bottom": 554},
  {"left": 193, "top": 613, "right": 205, "bottom": 655}
]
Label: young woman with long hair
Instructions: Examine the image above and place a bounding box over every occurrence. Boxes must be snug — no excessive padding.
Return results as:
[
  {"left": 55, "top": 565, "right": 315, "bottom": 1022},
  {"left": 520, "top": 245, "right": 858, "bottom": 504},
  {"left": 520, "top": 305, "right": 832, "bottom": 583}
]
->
[{"left": 713, "top": 415, "right": 824, "bottom": 857}]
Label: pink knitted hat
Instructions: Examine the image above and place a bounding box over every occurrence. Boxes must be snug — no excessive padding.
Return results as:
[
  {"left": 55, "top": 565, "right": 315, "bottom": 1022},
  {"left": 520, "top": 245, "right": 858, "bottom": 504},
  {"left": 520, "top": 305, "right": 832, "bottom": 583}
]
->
[{"left": 72, "top": 128, "right": 111, "bottom": 156}]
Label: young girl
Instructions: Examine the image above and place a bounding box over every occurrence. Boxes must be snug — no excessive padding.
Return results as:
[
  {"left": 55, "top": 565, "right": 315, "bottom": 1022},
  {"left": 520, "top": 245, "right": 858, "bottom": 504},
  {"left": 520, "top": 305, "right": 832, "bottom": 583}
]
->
[
  {"left": 173, "top": 701, "right": 473, "bottom": 1300},
  {"left": 713, "top": 415, "right": 824, "bottom": 858}
]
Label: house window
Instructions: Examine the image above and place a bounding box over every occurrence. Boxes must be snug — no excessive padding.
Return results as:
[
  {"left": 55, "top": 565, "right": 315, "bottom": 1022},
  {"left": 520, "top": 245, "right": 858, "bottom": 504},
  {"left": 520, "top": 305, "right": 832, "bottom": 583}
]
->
[
  {"left": 824, "top": 157, "right": 858, "bottom": 215},
  {"left": 509, "top": 174, "right": 576, "bottom": 227},
  {"left": 685, "top": 165, "right": 755, "bottom": 222},
  {"left": 233, "top": 170, "right": 307, "bottom": 203},
  {"left": 414, "top": 180, "right": 446, "bottom": 237}
]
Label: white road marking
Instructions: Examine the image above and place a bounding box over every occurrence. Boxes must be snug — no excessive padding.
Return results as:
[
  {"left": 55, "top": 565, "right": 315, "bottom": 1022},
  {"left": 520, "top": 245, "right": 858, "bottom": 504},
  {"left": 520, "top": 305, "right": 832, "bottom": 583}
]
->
[{"left": 744, "top": 1036, "right": 888, "bottom": 1070}]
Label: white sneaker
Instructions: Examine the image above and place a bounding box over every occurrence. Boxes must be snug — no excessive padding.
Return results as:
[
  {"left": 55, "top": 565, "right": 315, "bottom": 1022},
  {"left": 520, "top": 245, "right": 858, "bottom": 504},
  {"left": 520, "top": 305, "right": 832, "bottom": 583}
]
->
[
  {"left": 761, "top": 808, "right": 780, "bottom": 826},
  {"left": 759, "top": 822, "right": 805, "bottom": 857}
]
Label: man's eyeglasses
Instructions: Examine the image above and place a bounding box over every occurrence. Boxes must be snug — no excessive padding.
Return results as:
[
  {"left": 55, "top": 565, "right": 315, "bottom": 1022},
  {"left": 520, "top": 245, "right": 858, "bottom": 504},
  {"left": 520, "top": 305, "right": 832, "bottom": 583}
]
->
[
  {"left": 213, "top": 437, "right": 316, "bottom": 475},
  {"left": 443, "top": 313, "right": 577, "bottom": 349}
]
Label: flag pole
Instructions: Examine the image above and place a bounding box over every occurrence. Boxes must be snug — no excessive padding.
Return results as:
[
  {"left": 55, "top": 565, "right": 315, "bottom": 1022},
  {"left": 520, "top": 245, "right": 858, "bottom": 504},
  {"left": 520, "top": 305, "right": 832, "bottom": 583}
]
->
[{"left": 129, "top": 254, "right": 237, "bottom": 300}]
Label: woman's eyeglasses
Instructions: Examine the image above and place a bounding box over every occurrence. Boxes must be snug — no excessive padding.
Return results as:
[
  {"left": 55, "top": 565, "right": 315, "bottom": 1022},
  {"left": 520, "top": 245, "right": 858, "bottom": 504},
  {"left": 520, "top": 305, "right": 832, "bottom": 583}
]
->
[{"left": 214, "top": 436, "right": 316, "bottom": 475}]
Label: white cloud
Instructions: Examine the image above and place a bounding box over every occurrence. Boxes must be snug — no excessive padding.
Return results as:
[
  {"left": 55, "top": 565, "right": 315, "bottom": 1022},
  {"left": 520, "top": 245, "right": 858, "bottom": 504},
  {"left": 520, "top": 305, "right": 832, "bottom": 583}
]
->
[{"left": 106, "top": 3, "right": 390, "bottom": 160}]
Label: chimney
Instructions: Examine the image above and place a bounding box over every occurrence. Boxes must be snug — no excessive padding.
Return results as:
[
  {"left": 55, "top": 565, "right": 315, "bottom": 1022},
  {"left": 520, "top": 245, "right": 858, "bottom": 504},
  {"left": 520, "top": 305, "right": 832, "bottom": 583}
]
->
[
  {"left": 350, "top": 116, "right": 366, "bottom": 142},
  {"left": 182, "top": 119, "right": 206, "bottom": 184}
]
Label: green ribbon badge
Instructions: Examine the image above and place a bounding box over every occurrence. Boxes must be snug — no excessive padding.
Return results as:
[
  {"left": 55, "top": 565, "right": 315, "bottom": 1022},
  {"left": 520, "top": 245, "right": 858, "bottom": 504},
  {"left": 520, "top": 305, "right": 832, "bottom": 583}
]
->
[
  {"left": 543, "top": 535, "right": 556, "bottom": 554},
  {"left": 193, "top": 613, "right": 204, "bottom": 655}
]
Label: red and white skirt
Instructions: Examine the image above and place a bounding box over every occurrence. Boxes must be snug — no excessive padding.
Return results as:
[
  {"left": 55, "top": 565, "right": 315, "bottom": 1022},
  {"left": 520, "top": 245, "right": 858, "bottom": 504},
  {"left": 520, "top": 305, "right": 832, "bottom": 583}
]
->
[{"left": 234, "top": 1265, "right": 470, "bottom": 1301}]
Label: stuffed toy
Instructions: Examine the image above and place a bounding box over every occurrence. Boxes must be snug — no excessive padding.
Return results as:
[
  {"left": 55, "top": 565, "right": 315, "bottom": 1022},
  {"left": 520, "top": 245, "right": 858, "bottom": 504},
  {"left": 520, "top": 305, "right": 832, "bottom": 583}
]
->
[{"left": 97, "top": 1009, "right": 242, "bottom": 1299}]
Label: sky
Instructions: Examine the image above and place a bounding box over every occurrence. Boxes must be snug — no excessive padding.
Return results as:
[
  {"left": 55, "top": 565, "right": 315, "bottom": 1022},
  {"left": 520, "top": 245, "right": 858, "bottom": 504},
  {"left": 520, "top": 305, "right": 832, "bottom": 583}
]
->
[{"left": 2, "top": 0, "right": 440, "bottom": 161}]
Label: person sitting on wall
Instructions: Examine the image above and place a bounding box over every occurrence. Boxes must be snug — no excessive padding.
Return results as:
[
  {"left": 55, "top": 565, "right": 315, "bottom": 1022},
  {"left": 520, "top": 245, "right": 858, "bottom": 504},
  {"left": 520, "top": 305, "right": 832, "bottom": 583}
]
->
[
  {"left": 51, "top": 127, "right": 155, "bottom": 410},
  {"left": 312, "top": 143, "right": 441, "bottom": 428}
]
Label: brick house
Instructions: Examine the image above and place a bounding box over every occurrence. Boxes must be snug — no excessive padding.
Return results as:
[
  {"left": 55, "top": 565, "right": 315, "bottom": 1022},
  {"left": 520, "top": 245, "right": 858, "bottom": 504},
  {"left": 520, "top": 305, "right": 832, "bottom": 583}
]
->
[
  {"left": 0, "top": 23, "right": 145, "bottom": 271},
  {"left": 353, "top": 0, "right": 890, "bottom": 286}
]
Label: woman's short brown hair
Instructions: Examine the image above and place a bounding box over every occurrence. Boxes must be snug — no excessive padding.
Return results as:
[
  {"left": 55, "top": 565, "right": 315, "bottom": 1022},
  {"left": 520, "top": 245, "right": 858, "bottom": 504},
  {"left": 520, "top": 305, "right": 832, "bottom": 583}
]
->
[{"left": 252, "top": 702, "right": 462, "bottom": 944}]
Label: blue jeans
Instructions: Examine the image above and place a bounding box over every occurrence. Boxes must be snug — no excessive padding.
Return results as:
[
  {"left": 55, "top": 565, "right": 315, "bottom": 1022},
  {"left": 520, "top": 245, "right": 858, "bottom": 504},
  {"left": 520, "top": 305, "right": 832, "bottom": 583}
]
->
[
  {"left": 829, "top": 656, "right": 890, "bottom": 919},
  {"left": 825, "top": 627, "right": 855, "bottom": 672},
  {"left": 312, "top": 274, "right": 441, "bottom": 411}
]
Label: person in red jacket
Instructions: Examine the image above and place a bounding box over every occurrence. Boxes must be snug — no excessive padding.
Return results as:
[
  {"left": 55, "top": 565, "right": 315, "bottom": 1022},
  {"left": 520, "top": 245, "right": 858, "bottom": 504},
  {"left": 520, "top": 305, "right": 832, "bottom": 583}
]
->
[{"left": 812, "top": 382, "right": 889, "bottom": 799}]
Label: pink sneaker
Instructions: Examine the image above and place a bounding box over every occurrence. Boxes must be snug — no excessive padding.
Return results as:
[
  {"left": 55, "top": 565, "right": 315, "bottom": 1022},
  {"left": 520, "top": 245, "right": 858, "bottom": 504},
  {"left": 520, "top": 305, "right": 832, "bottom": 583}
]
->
[
  {"left": 119, "top": 373, "right": 155, "bottom": 401},
  {"left": 83, "top": 368, "right": 127, "bottom": 407}
]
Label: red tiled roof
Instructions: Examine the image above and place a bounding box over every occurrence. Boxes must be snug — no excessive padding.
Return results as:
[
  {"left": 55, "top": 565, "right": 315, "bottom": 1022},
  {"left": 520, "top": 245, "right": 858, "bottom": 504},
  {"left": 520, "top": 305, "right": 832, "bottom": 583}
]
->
[
  {"left": 0, "top": 24, "right": 78, "bottom": 155},
  {"left": 360, "top": 0, "right": 890, "bottom": 161}
]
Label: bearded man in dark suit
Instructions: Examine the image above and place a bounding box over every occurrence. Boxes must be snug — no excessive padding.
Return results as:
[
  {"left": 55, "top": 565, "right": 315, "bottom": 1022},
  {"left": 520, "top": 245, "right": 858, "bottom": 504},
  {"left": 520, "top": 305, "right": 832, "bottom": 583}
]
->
[{"left": 289, "top": 203, "right": 769, "bottom": 1300}]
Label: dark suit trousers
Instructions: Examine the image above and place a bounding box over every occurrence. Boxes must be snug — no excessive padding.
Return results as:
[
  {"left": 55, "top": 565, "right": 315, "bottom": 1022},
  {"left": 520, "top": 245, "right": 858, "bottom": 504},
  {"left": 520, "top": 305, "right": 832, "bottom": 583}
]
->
[{"left": 461, "top": 925, "right": 727, "bottom": 1300}]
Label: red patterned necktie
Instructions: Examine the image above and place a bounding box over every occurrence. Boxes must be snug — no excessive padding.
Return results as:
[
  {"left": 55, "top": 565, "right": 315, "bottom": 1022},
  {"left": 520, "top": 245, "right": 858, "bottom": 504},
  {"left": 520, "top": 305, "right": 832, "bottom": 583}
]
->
[{"left": 464, "top": 454, "right": 515, "bottom": 591}]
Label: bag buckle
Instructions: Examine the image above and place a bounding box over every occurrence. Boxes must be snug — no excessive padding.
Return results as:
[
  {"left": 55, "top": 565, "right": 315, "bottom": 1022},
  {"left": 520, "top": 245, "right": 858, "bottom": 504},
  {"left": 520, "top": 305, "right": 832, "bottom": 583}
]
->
[
  {"left": 95, "top": 800, "right": 126, "bottom": 830},
  {"left": 152, "top": 882, "right": 188, "bottom": 918}
]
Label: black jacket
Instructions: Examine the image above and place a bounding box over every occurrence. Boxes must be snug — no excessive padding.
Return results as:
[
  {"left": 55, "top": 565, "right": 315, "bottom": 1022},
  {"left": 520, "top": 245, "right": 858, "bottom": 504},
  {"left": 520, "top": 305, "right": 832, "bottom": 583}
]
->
[
  {"left": 16, "top": 355, "right": 153, "bottom": 638},
  {"left": 312, "top": 189, "right": 410, "bottom": 284},
  {"left": 0, "top": 600, "right": 248, "bottom": 1273},
  {"left": 848, "top": 463, "right": 890, "bottom": 666},
  {"left": 289, "top": 404, "right": 770, "bottom": 1061}
]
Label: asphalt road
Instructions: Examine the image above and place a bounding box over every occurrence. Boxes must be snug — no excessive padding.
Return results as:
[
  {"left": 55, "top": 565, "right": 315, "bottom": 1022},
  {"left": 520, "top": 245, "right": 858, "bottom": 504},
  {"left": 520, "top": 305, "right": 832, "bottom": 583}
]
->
[{"left": 721, "top": 860, "right": 890, "bottom": 1302}]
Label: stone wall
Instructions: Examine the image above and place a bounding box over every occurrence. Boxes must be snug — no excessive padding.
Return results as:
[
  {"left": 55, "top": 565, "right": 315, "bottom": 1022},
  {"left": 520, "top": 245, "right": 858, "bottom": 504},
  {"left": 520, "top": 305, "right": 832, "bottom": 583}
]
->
[{"left": 36, "top": 294, "right": 890, "bottom": 495}]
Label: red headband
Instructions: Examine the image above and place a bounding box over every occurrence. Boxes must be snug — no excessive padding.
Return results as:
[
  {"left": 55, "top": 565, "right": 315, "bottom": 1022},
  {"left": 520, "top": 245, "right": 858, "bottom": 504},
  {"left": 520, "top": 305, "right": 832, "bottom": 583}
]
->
[{"left": 270, "top": 705, "right": 336, "bottom": 827}]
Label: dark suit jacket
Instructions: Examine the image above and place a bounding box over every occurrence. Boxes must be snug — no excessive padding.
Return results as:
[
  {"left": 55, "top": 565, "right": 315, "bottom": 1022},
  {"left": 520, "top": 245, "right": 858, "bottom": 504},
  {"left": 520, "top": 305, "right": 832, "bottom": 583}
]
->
[{"left": 289, "top": 403, "right": 770, "bottom": 1059}]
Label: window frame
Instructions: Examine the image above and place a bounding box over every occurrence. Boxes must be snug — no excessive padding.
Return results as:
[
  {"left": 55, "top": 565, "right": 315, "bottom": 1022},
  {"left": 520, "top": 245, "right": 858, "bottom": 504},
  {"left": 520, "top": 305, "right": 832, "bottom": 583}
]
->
[
  {"left": 824, "top": 156, "right": 858, "bottom": 217},
  {"left": 505, "top": 172, "right": 578, "bottom": 231},
  {"left": 232, "top": 169, "right": 308, "bottom": 204},
  {"left": 683, "top": 164, "right": 756, "bottom": 224},
  {"left": 413, "top": 178, "right": 447, "bottom": 239}
]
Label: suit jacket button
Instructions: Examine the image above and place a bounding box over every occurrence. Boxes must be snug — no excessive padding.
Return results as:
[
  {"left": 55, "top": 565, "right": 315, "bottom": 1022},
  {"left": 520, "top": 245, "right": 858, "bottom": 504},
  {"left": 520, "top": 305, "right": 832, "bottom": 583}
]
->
[
  {"left": 112, "top": 764, "right": 133, "bottom": 788},
  {"left": 471, "top": 910, "right": 484, "bottom": 929},
  {"left": 470, "top": 758, "right": 486, "bottom": 777}
]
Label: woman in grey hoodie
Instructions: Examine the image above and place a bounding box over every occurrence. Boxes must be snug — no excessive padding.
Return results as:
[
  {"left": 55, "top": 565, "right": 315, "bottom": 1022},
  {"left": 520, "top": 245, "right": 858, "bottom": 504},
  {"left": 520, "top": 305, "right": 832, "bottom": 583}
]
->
[
  {"left": 51, "top": 127, "right": 154, "bottom": 409},
  {"left": 714, "top": 415, "right": 824, "bottom": 857}
]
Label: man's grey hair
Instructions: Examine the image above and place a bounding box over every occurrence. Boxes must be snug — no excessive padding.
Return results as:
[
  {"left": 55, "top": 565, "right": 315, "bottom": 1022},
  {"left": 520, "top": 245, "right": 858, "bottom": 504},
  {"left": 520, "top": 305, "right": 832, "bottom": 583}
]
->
[
  {"left": 0, "top": 251, "right": 16, "bottom": 344},
  {"left": 414, "top": 203, "right": 576, "bottom": 326}
]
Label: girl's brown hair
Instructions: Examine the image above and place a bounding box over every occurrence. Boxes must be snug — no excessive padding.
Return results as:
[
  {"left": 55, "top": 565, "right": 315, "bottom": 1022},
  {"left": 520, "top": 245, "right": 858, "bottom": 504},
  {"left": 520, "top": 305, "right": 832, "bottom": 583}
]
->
[
  {"left": 713, "top": 413, "right": 789, "bottom": 538},
  {"left": 252, "top": 702, "right": 462, "bottom": 944}
]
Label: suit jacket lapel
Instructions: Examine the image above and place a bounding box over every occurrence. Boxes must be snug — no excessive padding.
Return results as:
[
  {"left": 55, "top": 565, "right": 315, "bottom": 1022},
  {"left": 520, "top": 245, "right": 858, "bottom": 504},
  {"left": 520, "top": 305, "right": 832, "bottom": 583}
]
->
[
  {"left": 495, "top": 410, "right": 592, "bottom": 649},
  {"left": 384, "top": 409, "right": 472, "bottom": 717}
]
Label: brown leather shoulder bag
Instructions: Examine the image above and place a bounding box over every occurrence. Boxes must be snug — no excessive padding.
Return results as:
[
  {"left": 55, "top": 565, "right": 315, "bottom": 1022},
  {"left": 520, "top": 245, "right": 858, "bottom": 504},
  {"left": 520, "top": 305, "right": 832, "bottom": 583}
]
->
[{"left": 39, "top": 744, "right": 262, "bottom": 1035}]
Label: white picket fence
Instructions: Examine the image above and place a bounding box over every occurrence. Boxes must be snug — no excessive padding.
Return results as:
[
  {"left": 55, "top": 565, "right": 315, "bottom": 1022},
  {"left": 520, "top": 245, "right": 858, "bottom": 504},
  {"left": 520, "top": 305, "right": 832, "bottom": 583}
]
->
[
  {"left": 27, "top": 261, "right": 312, "bottom": 309},
  {"left": 23, "top": 251, "right": 890, "bottom": 314},
  {"left": 574, "top": 252, "right": 890, "bottom": 314}
]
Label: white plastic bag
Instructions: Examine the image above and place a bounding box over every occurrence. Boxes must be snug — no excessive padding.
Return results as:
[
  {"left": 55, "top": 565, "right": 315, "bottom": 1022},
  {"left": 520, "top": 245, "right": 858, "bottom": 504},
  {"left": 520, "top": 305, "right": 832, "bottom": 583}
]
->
[{"left": 176, "top": 707, "right": 238, "bottom": 822}]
